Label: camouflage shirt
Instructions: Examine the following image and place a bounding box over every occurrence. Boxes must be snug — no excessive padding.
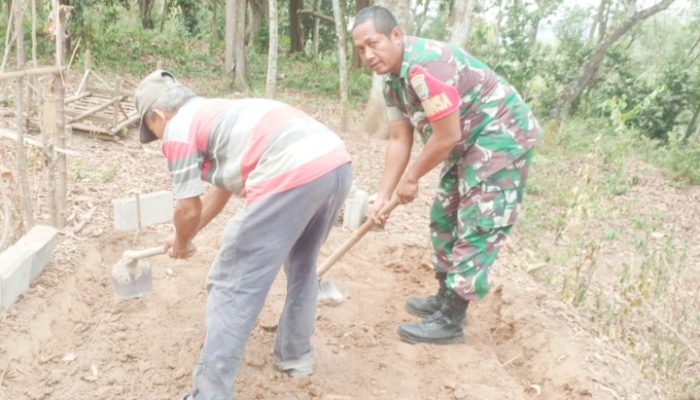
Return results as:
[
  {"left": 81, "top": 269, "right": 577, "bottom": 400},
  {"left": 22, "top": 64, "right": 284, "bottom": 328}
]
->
[{"left": 383, "top": 36, "right": 540, "bottom": 187}]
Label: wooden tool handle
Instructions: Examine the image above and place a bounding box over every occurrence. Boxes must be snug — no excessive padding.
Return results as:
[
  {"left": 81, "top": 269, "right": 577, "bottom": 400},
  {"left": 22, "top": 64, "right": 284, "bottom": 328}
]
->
[
  {"left": 317, "top": 198, "right": 400, "bottom": 278},
  {"left": 122, "top": 246, "right": 165, "bottom": 261}
]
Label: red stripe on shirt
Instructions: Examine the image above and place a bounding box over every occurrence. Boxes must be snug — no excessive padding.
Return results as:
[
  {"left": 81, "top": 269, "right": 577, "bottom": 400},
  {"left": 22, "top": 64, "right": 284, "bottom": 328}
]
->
[
  {"left": 240, "top": 105, "right": 309, "bottom": 186},
  {"left": 245, "top": 147, "right": 351, "bottom": 204},
  {"left": 162, "top": 141, "right": 195, "bottom": 162},
  {"left": 190, "top": 99, "right": 231, "bottom": 152}
]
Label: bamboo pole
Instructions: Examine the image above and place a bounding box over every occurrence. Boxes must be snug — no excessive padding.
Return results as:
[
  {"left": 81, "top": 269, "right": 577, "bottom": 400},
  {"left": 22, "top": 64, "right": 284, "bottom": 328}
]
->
[
  {"left": 0, "top": 0, "right": 15, "bottom": 72},
  {"left": 15, "top": 0, "right": 34, "bottom": 229},
  {"left": 67, "top": 96, "right": 122, "bottom": 124},
  {"left": 111, "top": 113, "right": 140, "bottom": 135},
  {"left": 65, "top": 91, "right": 91, "bottom": 104},
  {"left": 0, "top": 66, "right": 64, "bottom": 80},
  {"left": 53, "top": 0, "right": 67, "bottom": 226},
  {"left": 27, "top": 0, "right": 38, "bottom": 131}
]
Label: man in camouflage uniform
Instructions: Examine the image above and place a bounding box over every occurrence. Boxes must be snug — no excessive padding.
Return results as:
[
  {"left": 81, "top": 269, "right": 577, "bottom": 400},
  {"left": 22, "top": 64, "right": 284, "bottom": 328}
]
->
[{"left": 351, "top": 6, "right": 540, "bottom": 344}]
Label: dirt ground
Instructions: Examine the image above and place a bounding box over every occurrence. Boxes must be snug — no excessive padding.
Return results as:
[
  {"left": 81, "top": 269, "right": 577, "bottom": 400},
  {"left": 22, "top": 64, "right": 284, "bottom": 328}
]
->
[{"left": 0, "top": 84, "right": 685, "bottom": 400}]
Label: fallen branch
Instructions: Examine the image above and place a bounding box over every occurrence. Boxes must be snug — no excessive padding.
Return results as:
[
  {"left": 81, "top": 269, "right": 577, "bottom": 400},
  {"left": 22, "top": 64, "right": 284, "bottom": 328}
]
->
[
  {"left": 73, "top": 206, "right": 96, "bottom": 234},
  {"left": 0, "top": 128, "right": 81, "bottom": 157}
]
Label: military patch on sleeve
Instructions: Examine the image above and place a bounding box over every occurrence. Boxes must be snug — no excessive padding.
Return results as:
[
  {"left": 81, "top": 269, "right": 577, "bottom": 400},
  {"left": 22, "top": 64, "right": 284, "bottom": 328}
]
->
[
  {"left": 408, "top": 65, "right": 461, "bottom": 122},
  {"left": 410, "top": 73, "right": 430, "bottom": 101}
]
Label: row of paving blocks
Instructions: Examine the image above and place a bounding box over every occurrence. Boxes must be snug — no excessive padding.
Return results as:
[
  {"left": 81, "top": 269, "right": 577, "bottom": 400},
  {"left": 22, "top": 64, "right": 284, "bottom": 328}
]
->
[
  {"left": 0, "top": 190, "right": 175, "bottom": 312},
  {"left": 0, "top": 185, "right": 371, "bottom": 311},
  {"left": 0, "top": 225, "right": 59, "bottom": 310}
]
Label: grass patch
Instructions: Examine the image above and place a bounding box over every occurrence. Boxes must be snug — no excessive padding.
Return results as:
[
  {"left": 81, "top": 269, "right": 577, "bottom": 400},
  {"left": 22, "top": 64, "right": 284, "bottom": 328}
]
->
[{"left": 522, "top": 117, "right": 699, "bottom": 399}]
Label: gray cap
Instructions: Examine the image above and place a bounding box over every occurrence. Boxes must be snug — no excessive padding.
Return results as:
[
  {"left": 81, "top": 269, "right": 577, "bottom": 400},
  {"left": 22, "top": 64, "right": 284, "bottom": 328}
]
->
[{"left": 134, "top": 70, "right": 180, "bottom": 144}]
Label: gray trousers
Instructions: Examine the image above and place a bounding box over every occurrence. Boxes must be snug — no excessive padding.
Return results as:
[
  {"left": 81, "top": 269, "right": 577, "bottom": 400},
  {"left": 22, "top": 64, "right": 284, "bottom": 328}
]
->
[{"left": 186, "top": 163, "right": 352, "bottom": 400}]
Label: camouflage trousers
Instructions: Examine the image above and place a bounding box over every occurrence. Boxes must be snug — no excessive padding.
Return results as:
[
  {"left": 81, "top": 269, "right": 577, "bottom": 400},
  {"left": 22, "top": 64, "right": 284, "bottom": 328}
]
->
[{"left": 430, "top": 149, "right": 533, "bottom": 301}]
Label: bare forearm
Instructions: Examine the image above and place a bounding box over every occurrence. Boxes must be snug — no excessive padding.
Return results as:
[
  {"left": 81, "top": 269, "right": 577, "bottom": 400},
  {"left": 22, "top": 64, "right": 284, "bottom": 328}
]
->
[
  {"left": 378, "top": 121, "right": 413, "bottom": 199},
  {"left": 197, "top": 186, "right": 232, "bottom": 231},
  {"left": 405, "top": 111, "right": 461, "bottom": 182},
  {"left": 173, "top": 197, "right": 202, "bottom": 246},
  {"left": 379, "top": 139, "right": 412, "bottom": 198}
]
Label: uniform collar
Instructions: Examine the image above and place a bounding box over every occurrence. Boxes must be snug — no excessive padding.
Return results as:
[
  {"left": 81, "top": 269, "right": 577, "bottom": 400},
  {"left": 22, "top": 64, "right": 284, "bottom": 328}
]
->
[{"left": 399, "top": 36, "right": 415, "bottom": 79}]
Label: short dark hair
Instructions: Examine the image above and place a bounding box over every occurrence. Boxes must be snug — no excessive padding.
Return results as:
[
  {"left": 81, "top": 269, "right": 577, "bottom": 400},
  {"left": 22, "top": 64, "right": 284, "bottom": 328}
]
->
[{"left": 352, "top": 6, "right": 398, "bottom": 35}]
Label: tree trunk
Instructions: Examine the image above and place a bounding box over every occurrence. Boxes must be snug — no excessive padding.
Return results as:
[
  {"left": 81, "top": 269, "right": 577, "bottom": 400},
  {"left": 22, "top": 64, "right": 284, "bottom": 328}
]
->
[
  {"left": 351, "top": 0, "right": 369, "bottom": 69},
  {"left": 225, "top": 0, "right": 235, "bottom": 77},
  {"left": 556, "top": 0, "right": 676, "bottom": 119},
  {"left": 494, "top": 0, "right": 504, "bottom": 51},
  {"left": 160, "top": 0, "right": 169, "bottom": 32},
  {"left": 449, "top": 0, "right": 476, "bottom": 49},
  {"left": 138, "top": 0, "right": 155, "bottom": 29},
  {"left": 312, "top": 0, "right": 321, "bottom": 54},
  {"left": 363, "top": 73, "right": 389, "bottom": 139},
  {"left": 246, "top": 0, "right": 267, "bottom": 46},
  {"left": 15, "top": 0, "right": 34, "bottom": 229},
  {"left": 528, "top": 15, "right": 541, "bottom": 47},
  {"left": 331, "top": 0, "right": 348, "bottom": 132},
  {"left": 289, "top": 0, "right": 303, "bottom": 53},
  {"left": 395, "top": 0, "right": 411, "bottom": 29},
  {"left": 589, "top": 0, "right": 606, "bottom": 43},
  {"left": 598, "top": 0, "right": 611, "bottom": 43},
  {"left": 412, "top": 0, "right": 431, "bottom": 36},
  {"left": 266, "top": 0, "right": 278, "bottom": 98},
  {"left": 31, "top": 0, "right": 37, "bottom": 65},
  {"left": 209, "top": 0, "right": 220, "bottom": 41},
  {"left": 233, "top": 0, "right": 249, "bottom": 90},
  {"left": 684, "top": 102, "right": 700, "bottom": 142}
]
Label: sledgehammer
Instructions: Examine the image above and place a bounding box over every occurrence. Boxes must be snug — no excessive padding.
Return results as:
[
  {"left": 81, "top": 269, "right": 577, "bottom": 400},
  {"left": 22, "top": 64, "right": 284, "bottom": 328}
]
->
[{"left": 317, "top": 198, "right": 400, "bottom": 304}]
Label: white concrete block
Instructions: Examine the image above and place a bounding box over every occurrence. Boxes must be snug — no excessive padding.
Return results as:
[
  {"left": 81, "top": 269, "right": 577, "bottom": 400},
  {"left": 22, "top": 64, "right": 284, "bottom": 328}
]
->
[
  {"left": 0, "top": 245, "right": 33, "bottom": 310},
  {"left": 15, "top": 224, "right": 59, "bottom": 281},
  {"left": 343, "top": 189, "right": 369, "bottom": 230},
  {"left": 112, "top": 190, "right": 174, "bottom": 231}
]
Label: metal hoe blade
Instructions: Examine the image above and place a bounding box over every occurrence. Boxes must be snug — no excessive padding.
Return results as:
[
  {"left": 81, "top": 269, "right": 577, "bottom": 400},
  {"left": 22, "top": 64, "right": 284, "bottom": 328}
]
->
[
  {"left": 111, "top": 258, "right": 153, "bottom": 299},
  {"left": 318, "top": 278, "right": 343, "bottom": 305}
]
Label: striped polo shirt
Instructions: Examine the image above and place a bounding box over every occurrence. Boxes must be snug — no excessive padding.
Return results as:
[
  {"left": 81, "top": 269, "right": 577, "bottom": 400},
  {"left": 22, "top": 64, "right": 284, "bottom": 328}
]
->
[{"left": 161, "top": 97, "right": 351, "bottom": 204}]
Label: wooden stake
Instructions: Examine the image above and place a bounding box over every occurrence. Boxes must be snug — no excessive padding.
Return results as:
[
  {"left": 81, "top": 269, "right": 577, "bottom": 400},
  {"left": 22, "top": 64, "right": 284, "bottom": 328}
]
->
[
  {"left": 15, "top": 0, "right": 34, "bottom": 229},
  {"left": 40, "top": 85, "right": 59, "bottom": 227},
  {"left": 53, "top": 0, "right": 68, "bottom": 227},
  {"left": 54, "top": 73, "right": 67, "bottom": 227}
]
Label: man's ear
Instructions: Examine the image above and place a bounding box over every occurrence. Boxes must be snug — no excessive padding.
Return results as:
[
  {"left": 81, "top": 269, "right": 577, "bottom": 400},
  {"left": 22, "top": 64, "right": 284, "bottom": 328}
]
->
[
  {"left": 390, "top": 26, "right": 403, "bottom": 45},
  {"left": 152, "top": 108, "right": 167, "bottom": 121}
]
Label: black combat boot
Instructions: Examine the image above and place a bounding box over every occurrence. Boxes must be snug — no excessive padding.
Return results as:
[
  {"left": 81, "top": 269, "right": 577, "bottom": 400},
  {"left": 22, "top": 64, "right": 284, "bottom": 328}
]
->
[
  {"left": 398, "top": 290, "right": 469, "bottom": 344},
  {"left": 405, "top": 272, "right": 448, "bottom": 317}
]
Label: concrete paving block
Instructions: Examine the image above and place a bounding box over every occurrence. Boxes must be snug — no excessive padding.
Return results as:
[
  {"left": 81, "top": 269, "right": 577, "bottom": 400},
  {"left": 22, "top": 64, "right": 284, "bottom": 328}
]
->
[
  {"left": 343, "top": 189, "right": 369, "bottom": 230},
  {"left": 112, "top": 190, "right": 174, "bottom": 231},
  {"left": 15, "top": 224, "right": 59, "bottom": 281},
  {"left": 0, "top": 245, "right": 33, "bottom": 310}
]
